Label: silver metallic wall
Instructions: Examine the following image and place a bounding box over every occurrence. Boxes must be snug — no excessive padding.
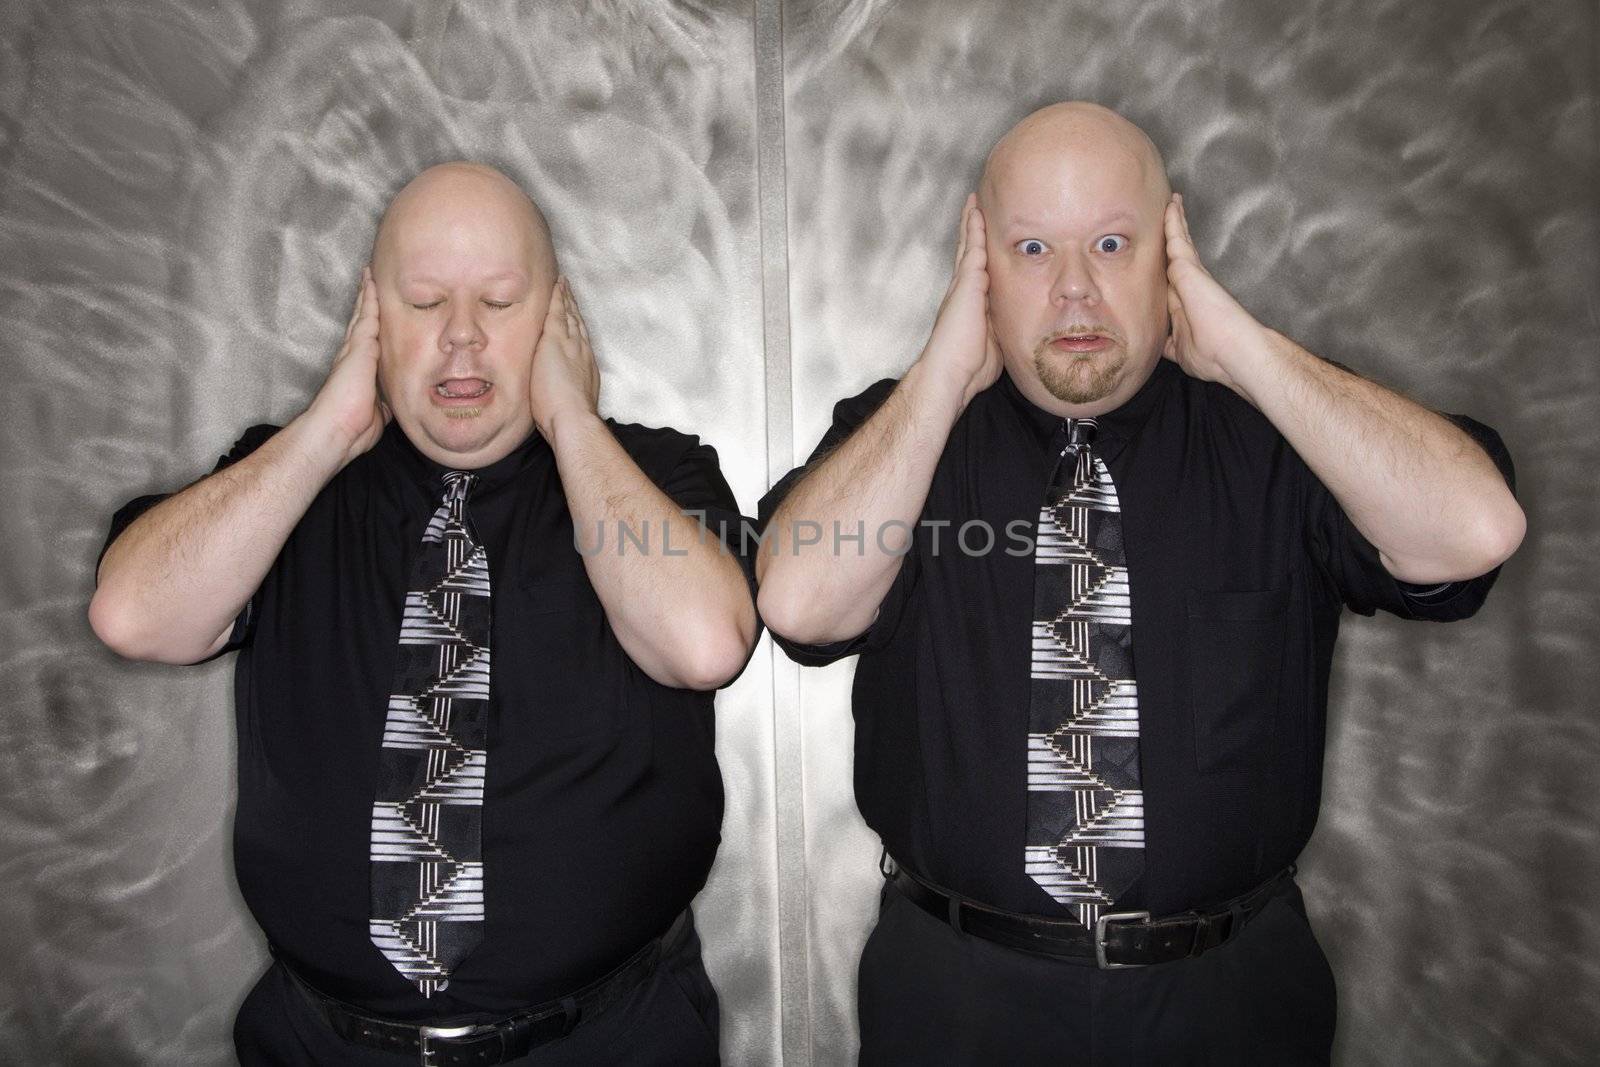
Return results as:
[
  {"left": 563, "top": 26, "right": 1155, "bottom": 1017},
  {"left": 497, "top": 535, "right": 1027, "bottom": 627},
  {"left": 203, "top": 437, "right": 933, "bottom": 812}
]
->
[{"left": 2, "top": 1, "right": 1595, "bottom": 1063}]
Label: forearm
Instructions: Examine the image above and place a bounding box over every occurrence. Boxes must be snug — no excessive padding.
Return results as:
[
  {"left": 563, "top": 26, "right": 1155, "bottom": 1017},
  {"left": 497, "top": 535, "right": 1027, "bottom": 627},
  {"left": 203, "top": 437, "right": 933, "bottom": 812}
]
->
[
  {"left": 756, "top": 359, "right": 965, "bottom": 645},
  {"left": 1228, "top": 330, "right": 1525, "bottom": 582},
  {"left": 550, "top": 412, "right": 757, "bottom": 690},
  {"left": 89, "top": 414, "right": 346, "bottom": 663}
]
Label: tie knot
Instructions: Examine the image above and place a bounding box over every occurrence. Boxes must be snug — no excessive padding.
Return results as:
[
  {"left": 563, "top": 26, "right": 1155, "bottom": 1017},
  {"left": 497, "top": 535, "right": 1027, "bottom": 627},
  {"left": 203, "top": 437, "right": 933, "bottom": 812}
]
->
[
  {"left": 1066, "top": 418, "right": 1098, "bottom": 448},
  {"left": 441, "top": 471, "right": 477, "bottom": 502}
]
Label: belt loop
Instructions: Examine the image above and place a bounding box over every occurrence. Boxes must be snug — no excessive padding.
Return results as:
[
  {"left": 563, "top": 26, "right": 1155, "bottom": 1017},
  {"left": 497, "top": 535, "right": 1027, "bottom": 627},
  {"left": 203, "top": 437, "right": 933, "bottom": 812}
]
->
[
  {"left": 1194, "top": 910, "right": 1227, "bottom": 955},
  {"left": 665, "top": 909, "right": 690, "bottom": 950},
  {"left": 559, "top": 995, "right": 580, "bottom": 1036},
  {"left": 946, "top": 893, "right": 964, "bottom": 935}
]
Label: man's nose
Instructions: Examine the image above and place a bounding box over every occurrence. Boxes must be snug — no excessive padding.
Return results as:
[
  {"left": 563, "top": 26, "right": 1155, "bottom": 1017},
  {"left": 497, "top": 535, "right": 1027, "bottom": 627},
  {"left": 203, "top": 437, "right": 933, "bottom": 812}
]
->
[
  {"left": 440, "top": 303, "right": 487, "bottom": 353},
  {"left": 1050, "top": 251, "right": 1100, "bottom": 307}
]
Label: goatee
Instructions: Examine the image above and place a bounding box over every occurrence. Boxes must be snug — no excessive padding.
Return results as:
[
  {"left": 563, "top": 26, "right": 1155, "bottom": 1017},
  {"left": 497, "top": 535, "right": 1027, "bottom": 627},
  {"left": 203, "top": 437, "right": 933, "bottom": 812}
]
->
[{"left": 1032, "top": 341, "right": 1125, "bottom": 404}]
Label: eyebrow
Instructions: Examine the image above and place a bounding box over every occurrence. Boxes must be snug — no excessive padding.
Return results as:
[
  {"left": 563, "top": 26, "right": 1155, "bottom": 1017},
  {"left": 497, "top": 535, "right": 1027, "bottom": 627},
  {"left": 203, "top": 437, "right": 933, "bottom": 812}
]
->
[
  {"left": 1004, "top": 210, "right": 1140, "bottom": 231},
  {"left": 397, "top": 270, "right": 530, "bottom": 287}
]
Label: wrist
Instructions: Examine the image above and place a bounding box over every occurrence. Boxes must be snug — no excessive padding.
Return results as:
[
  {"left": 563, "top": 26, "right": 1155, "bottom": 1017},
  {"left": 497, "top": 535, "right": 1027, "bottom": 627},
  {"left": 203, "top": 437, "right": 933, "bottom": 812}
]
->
[
  {"left": 542, "top": 406, "right": 605, "bottom": 455},
  {"left": 285, "top": 406, "right": 365, "bottom": 480},
  {"left": 1216, "top": 325, "right": 1295, "bottom": 409},
  {"left": 903, "top": 356, "right": 971, "bottom": 426}
]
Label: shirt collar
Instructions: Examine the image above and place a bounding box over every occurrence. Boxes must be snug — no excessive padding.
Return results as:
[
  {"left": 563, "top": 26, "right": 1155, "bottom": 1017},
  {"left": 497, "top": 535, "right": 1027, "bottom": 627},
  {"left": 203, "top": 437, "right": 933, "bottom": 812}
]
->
[
  {"left": 995, "top": 359, "right": 1179, "bottom": 458},
  {"left": 376, "top": 421, "right": 547, "bottom": 495}
]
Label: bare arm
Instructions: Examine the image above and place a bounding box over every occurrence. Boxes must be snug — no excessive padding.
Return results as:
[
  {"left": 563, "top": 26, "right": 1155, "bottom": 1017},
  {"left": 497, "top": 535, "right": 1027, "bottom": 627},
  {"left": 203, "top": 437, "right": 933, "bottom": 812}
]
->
[
  {"left": 1164, "top": 195, "right": 1525, "bottom": 583},
  {"left": 756, "top": 195, "right": 1003, "bottom": 645},
  {"left": 534, "top": 279, "right": 757, "bottom": 690},
  {"left": 89, "top": 269, "right": 390, "bottom": 663}
]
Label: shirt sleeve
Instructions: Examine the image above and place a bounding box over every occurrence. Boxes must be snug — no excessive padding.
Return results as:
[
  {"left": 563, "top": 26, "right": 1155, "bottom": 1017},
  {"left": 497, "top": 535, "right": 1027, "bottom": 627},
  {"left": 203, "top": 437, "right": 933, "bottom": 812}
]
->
[
  {"left": 96, "top": 424, "right": 282, "bottom": 656},
  {"left": 614, "top": 424, "right": 762, "bottom": 688},
  {"left": 654, "top": 436, "right": 758, "bottom": 593},
  {"left": 1304, "top": 412, "right": 1516, "bottom": 621},
  {"left": 755, "top": 377, "right": 920, "bottom": 666}
]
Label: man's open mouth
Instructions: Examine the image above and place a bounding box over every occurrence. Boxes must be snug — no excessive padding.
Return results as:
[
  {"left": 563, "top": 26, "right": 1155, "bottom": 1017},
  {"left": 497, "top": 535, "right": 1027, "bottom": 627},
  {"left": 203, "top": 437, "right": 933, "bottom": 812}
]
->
[
  {"left": 435, "top": 378, "right": 492, "bottom": 400},
  {"left": 1049, "top": 332, "right": 1111, "bottom": 352}
]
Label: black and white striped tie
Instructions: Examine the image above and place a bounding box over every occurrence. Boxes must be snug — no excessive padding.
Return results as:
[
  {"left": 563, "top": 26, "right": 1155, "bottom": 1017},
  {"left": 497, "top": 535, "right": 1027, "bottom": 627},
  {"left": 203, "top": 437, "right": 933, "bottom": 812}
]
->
[
  {"left": 370, "top": 470, "right": 490, "bottom": 995},
  {"left": 1024, "top": 418, "right": 1144, "bottom": 929}
]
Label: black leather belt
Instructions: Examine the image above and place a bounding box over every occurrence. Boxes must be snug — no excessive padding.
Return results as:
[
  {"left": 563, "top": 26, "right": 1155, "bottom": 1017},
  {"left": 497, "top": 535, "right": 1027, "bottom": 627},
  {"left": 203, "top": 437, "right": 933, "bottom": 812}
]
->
[
  {"left": 882, "top": 853, "right": 1293, "bottom": 969},
  {"left": 278, "top": 912, "right": 687, "bottom": 1066}
]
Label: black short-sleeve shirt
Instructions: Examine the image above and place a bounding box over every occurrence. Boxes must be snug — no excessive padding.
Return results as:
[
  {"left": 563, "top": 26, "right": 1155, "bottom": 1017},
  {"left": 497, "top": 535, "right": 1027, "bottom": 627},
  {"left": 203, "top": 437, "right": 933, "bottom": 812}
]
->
[
  {"left": 104, "top": 420, "right": 754, "bottom": 1020},
  {"left": 758, "top": 360, "right": 1513, "bottom": 918}
]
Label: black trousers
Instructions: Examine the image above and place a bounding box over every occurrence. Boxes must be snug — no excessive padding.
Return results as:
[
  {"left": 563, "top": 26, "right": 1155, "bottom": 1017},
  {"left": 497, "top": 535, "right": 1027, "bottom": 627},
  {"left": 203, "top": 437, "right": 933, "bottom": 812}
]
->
[
  {"left": 233, "top": 914, "right": 720, "bottom": 1066},
  {"left": 858, "top": 876, "right": 1336, "bottom": 1065}
]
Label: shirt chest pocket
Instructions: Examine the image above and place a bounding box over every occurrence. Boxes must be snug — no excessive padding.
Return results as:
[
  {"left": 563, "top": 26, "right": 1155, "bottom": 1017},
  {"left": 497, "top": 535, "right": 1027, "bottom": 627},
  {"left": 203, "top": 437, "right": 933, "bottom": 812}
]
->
[
  {"left": 494, "top": 576, "right": 623, "bottom": 741},
  {"left": 1183, "top": 587, "right": 1288, "bottom": 774}
]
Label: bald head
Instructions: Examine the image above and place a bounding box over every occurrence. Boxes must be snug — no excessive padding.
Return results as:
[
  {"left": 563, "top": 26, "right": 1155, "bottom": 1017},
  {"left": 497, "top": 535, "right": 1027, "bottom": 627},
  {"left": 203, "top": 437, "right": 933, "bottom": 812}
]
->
[
  {"left": 979, "top": 102, "right": 1170, "bottom": 219},
  {"left": 372, "top": 162, "right": 556, "bottom": 287}
]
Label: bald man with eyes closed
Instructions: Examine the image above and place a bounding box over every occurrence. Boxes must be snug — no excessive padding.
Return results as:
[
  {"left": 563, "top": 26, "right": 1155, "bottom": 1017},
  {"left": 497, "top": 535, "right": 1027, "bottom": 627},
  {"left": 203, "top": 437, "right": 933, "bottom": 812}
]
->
[
  {"left": 91, "top": 162, "right": 756, "bottom": 1065},
  {"left": 756, "top": 103, "right": 1523, "bottom": 1062}
]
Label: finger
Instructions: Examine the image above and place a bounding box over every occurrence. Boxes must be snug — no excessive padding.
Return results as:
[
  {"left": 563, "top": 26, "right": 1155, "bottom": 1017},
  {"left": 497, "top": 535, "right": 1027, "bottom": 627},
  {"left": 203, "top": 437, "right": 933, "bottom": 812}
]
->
[
  {"left": 1173, "top": 203, "right": 1197, "bottom": 258},
  {"left": 954, "top": 192, "right": 974, "bottom": 271},
  {"left": 1164, "top": 197, "right": 1186, "bottom": 249},
  {"left": 544, "top": 276, "right": 567, "bottom": 334},
  {"left": 1167, "top": 292, "right": 1190, "bottom": 348},
  {"left": 1166, "top": 217, "right": 1202, "bottom": 277},
  {"left": 356, "top": 270, "right": 380, "bottom": 330},
  {"left": 957, "top": 200, "right": 987, "bottom": 280},
  {"left": 969, "top": 202, "right": 987, "bottom": 267},
  {"left": 341, "top": 271, "right": 367, "bottom": 344},
  {"left": 350, "top": 274, "right": 381, "bottom": 356}
]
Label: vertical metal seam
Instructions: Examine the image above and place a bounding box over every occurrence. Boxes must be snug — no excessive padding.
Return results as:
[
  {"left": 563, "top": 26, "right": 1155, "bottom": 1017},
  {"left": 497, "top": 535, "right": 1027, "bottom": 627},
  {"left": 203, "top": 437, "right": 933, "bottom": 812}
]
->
[{"left": 754, "top": 0, "right": 809, "bottom": 1064}]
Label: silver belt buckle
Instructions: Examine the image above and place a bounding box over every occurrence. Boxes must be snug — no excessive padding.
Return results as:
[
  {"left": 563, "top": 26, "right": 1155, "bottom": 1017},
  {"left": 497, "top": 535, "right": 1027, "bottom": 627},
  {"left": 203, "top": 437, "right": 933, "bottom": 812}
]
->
[
  {"left": 1093, "top": 910, "right": 1152, "bottom": 969},
  {"left": 419, "top": 1022, "right": 481, "bottom": 1066}
]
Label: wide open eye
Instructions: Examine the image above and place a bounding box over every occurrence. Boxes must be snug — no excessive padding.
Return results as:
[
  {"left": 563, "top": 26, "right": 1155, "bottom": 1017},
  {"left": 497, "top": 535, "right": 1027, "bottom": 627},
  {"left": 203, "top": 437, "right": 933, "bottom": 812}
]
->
[
  {"left": 1015, "top": 238, "right": 1048, "bottom": 257},
  {"left": 1095, "top": 235, "right": 1128, "bottom": 254}
]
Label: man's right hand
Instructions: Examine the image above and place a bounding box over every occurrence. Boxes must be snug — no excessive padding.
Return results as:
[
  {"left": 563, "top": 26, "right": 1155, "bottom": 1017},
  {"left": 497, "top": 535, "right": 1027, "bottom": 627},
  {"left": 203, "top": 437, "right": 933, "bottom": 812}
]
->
[
  {"left": 302, "top": 266, "right": 390, "bottom": 468},
  {"left": 755, "top": 197, "right": 1000, "bottom": 642},
  {"left": 91, "top": 269, "right": 391, "bottom": 663},
  {"left": 914, "top": 193, "right": 1003, "bottom": 413}
]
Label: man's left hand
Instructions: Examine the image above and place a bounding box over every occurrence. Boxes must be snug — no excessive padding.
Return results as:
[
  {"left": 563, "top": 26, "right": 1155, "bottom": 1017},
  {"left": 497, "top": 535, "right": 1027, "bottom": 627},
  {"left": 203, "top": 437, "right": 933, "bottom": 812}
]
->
[
  {"left": 1163, "top": 193, "right": 1277, "bottom": 398},
  {"left": 530, "top": 276, "right": 602, "bottom": 439}
]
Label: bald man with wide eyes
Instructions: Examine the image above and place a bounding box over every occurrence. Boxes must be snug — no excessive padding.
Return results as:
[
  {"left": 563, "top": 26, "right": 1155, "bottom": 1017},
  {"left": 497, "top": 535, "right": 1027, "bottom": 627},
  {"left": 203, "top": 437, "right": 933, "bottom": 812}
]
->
[
  {"left": 90, "top": 163, "right": 756, "bottom": 1064},
  {"left": 756, "top": 103, "right": 1523, "bottom": 1062}
]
